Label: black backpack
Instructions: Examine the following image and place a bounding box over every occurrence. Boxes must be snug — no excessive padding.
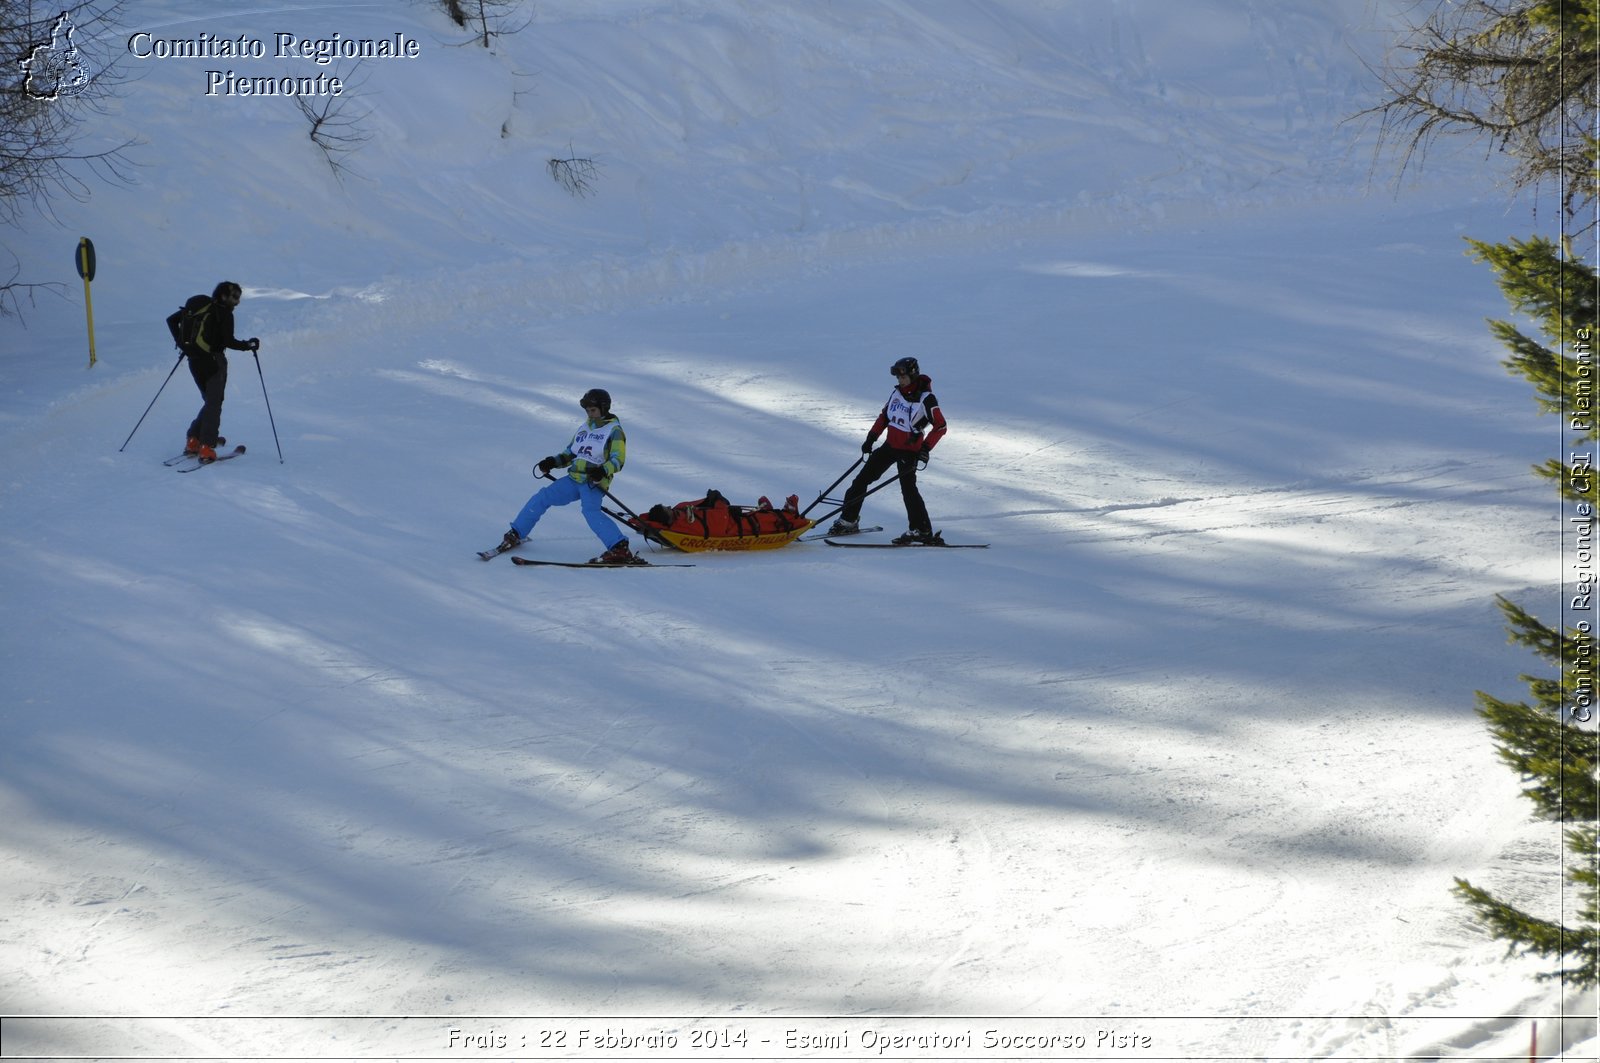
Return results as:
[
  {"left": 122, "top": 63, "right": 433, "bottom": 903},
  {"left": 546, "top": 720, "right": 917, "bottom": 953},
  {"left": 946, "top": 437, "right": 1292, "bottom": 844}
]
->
[{"left": 166, "top": 294, "right": 211, "bottom": 350}]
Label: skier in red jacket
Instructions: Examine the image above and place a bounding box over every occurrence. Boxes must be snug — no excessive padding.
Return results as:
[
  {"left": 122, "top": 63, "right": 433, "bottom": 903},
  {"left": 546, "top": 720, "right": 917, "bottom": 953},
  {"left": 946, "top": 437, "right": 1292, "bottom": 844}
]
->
[{"left": 828, "top": 356, "right": 948, "bottom": 544}]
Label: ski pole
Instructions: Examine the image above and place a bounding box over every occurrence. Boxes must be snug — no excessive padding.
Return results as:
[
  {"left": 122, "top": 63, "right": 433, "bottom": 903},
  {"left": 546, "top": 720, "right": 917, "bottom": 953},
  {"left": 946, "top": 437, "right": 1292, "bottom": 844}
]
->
[
  {"left": 118, "top": 353, "right": 185, "bottom": 452},
  {"left": 801, "top": 456, "right": 865, "bottom": 516},
  {"left": 252, "top": 349, "right": 283, "bottom": 462}
]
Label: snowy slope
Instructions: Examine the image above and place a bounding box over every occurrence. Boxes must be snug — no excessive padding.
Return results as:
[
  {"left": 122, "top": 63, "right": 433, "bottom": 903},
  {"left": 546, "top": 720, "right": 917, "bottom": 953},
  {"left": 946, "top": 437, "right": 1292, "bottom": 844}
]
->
[{"left": 2, "top": 1, "right": 1595, "bottom": 1060}]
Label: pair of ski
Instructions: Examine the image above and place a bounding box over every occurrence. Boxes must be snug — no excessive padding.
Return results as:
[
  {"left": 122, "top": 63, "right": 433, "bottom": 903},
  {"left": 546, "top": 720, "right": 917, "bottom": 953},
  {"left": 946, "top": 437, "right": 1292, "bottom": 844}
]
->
[
  {"left": 476, "top": 539, "right": 693, "bottom": 567},
  {"left": 163, "top": 444, "right": 246, "bottom": 472},
  {"left": 511, "top": 555, "right": 692, "bottom": 569},
  {"left": 804, "top": 525, "right": 987, "bottom": 548},
  {"left": 824, "top": 531, "right": 987, "bottom": 549}
]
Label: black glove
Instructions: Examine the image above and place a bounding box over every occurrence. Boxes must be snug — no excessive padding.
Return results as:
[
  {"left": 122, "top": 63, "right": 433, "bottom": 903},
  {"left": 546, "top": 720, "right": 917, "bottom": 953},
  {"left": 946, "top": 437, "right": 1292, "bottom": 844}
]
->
[
  {"left": 917, "top": 447, "right": 931, "bottom": 470},
  {"left": 585, "top": 463, "right": 607, "bottom": 482},
  {"left": 536, "top": 456, "right": 559, "bottom": 475},
  {"left": 247, "top": 338, "right": 261, "bottom": 351},
  {"left": 861, "top": 437, "right": 875, "bottom": 455}
]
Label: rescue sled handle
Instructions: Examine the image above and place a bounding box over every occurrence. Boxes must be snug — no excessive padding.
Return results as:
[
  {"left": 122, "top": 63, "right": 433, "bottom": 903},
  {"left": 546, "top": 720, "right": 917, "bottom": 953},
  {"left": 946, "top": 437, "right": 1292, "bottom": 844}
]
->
[
  {"left": 540, "top": 467, "right": 665, "bottom": 543},
  {"left": 548, "top": 455, "right": 888, "bottom": 525},
  {"left": 540, "top": 465, "right": 641, "bottom": 516},
  {"left": 800, "top": 457, "right": 863, "bottom": 517},
  {"left": 803, "top": 465, "right": 902, "bottom": 527}
]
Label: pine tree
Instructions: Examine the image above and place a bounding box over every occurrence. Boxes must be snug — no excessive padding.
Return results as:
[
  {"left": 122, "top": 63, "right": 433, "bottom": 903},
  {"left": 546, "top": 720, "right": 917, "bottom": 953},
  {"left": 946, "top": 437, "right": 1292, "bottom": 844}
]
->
[
  {"left": 1467, "top": 237, "right": 1598, "bottom": 504},
  {"left": 1455, "top": 595, "right": 1599, "bottom": 986},
  {"left": 1449, "top": 244, "right": 1599, "bottom": 987},
  {"left": 1370, "top": 0, "right": 1600, "bottom": 994}
]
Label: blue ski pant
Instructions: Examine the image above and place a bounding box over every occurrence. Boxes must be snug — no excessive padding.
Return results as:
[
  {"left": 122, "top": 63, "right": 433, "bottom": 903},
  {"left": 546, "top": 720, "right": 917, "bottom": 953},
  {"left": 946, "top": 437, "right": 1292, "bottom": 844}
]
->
[{"left": 511, "top": 476, "right": 624, "bottom": 549}]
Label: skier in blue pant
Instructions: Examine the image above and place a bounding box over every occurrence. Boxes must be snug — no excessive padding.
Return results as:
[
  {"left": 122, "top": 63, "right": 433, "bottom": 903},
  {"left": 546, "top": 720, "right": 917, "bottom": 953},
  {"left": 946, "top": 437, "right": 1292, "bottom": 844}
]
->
[{"left": 499, "top": 388, "right": 636, "bottom": 564}]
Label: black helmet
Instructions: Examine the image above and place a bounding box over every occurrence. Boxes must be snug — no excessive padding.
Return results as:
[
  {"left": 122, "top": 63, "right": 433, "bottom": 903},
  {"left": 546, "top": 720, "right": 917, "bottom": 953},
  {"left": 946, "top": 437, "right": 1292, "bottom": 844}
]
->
[
  {"left": 579, "top": 388, "right": 611, "bottom": 415},
  {"left": 890, "top": 356, "right": 920, "bottom": 378}
]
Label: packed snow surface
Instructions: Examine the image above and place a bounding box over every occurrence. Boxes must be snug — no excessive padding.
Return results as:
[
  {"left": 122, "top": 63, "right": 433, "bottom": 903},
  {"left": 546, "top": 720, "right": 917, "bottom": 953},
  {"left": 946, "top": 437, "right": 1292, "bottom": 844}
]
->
[{"left": 1, "top": 1, "right": 1595, "bottom": 1060}]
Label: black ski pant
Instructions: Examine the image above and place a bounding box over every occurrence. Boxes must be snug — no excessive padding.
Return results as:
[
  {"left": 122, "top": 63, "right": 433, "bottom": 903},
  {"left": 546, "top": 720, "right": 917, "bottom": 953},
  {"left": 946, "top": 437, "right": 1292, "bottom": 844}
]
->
[
  {"left": 840, "top": 447, "right": 930, "bottom": 534},
  {"left": 185, "top": 351, "right": 227, "bottom": 447}
]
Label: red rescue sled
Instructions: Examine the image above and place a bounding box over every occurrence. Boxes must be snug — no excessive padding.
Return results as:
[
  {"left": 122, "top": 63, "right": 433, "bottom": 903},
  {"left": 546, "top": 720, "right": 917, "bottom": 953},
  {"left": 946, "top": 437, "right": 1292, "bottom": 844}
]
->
[{"left": 623, "top": 491, "right": 814, "bottom": 552}]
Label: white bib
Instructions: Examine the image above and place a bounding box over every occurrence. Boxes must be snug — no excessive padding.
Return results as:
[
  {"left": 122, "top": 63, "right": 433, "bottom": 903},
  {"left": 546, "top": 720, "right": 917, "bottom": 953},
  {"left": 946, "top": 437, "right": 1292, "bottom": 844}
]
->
[
  {"left": 571, "top": 422, "right": 617, "bottom": 465},
  {"left": 885, "top": 389, "right": 928, "bottom": 433}
]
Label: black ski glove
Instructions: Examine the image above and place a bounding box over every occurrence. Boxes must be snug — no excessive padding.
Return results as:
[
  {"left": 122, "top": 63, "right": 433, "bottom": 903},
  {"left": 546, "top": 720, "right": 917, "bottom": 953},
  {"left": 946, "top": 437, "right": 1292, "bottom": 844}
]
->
[
  {"left": 536, "top": 456, "right": 559, "bottom": 475},
  {"left": 917, "top": 447, "right": 931, "bottom": 470},
  {"left": 247, "top": 338, "right": 261, "bottom": 351},
  {"left": 861, "top": 437, "right": 875, "bottom": 455},
  {"left": 585, "top": 463, "right": 607, "bottom": 482}
]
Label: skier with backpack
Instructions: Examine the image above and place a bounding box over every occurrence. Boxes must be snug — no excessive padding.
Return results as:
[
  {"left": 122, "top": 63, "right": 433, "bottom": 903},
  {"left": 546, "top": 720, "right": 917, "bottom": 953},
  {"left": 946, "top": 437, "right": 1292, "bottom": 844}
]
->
[
  {"left": 165, "top": 281, "right": 260, "bottom": 461},
  {"left": 494, "top": 388, "right": 639, "bottom": 564},
  {"left": 828, "top": 356, "right": 948, "bottom": 544}
]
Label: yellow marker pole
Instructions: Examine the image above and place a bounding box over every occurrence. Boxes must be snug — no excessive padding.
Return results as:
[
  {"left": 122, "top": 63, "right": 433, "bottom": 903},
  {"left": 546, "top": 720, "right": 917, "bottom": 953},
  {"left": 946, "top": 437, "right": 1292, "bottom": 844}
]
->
[{"left": 75, "top": 237, "right": 97, "bottom": 367}]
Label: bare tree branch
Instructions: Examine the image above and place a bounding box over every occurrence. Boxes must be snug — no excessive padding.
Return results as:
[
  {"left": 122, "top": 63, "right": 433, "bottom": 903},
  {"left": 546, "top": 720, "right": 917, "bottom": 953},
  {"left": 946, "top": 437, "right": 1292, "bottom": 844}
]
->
[
  {"left": 0, "top": 248, "right": 63, "bottom": 321},
  {"left": 0, "top": 0, "right": 136, "bottom": 227},
  {"left": 437, "top": 0, "right": 532, "bottom": 49},
  {"left": 1359, "top": 0, "right": 1597, "bottom": 227},
  {"left": 294, "top": 62, "right": 374, "bottom": 182},
  {"left": 548, "top": 149, "right": 601, "bottom": 198},
  {"left": 1, "top": 1, "right": 136, "bottom": 319}
]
